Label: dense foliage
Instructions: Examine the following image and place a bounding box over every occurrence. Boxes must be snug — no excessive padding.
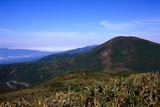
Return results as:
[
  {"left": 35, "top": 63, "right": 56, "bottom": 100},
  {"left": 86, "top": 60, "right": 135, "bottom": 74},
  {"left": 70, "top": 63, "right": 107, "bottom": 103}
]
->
[{"left": 0, "top": 72, "right": 159, "bottom": 107}]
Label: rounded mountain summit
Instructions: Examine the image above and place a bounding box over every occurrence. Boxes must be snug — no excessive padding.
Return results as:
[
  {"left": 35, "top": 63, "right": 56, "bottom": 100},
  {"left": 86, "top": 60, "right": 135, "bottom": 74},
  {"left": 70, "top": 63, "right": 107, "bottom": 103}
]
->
[{"left": 70, "top": 36, "right": 160, "bottom": 73}]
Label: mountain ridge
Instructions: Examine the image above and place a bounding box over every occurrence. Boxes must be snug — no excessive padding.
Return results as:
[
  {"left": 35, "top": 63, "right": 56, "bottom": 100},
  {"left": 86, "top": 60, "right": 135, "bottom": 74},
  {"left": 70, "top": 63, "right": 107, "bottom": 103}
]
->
[
  {"left": 40, "top": 45, "right": 97, "bottom": 61},
  {"left": 0, "top": 36, "right": 159, "bottom": 90}
]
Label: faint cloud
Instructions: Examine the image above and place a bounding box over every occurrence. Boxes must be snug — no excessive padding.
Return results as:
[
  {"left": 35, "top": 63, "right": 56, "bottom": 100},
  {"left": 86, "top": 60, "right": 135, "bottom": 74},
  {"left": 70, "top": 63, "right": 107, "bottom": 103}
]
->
[
  {"left": 0, "top": 28, "right": 104, "bottom": 51},
  {"left": 88, "top": 32, "right": 96, "bottom": 35},
  {"left": 133, "top": 21, "right": 142, "bottom": 24},
  {"left": 137, "top": 18, "right": 160, "bottom": 24},
  {"left": 146, "top": 18, "right": 160, "bottom": 22},
  {"left": 0, "top": 28, "right": 10, "bottom": 31},
  {"left": 99, "top": 20, "right": 135, "bottom": 30},
  {"left": 0, "top": 28, "right": 20, "bottom": 36},
  {"left": 0, "top": 28, "right": 14, "bottom": 33},
  {"left": 24, "top": 31, "right": 77, "bottom": 38}
]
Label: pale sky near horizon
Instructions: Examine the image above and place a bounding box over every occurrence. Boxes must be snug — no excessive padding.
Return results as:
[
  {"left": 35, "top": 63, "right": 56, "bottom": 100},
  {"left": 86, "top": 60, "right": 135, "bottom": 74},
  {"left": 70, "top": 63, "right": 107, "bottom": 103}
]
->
[{"left": 0, "top": 0, "right": 160, "bottom": 51}]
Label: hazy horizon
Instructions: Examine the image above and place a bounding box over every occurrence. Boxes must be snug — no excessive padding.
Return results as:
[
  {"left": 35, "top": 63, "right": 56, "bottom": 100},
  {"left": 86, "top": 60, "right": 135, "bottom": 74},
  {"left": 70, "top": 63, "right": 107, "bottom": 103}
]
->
[
  {"left": 0, "top": 45, "right": 98, "bottom": 52},
  {"left": 1, "top": 0, "right": 160, "bottom": 51},
  {"left": 0, "top": 35, "right": 159, "bottom": 52}
]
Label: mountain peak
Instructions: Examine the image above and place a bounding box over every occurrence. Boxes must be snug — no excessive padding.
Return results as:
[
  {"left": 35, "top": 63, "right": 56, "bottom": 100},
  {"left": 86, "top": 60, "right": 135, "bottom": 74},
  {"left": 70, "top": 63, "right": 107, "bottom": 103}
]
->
[
  {"left": 108, "top": 36, "right": 159, "bottom": 45},
  {"left": 73, "top": 36, "right": 160, "bottom": 73},
  {"left": 108, "top": 36, "right": 143, "bottom": 43},
  {"left": 111, "top": 36, "right": 137, "bottom": 39}
]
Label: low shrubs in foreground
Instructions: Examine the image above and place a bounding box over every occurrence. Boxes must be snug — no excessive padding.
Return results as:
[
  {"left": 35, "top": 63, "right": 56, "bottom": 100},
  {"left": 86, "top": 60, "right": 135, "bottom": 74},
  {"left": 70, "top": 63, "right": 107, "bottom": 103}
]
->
[{"left": 0, "top": 72, "right": 160, "bottom": 107}]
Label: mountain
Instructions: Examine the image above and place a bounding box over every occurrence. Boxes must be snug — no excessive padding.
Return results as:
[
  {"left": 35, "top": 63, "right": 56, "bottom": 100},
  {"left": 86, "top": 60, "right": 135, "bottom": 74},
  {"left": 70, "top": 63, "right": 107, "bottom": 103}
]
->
[
  {"left": 0, "top": 36, "right": 160, "bottom": 91},
  {"left": 70, "top": 36, "right": 160, "bottom": 73},
  {"left": 0, "top": 45, "right": 97, "bottom": 90},
  {"left": 40, "top": 45, "right": 97, "bottom": 61},
  {"left": 0, "top": 48, "right": 58, "bottom": 64}
]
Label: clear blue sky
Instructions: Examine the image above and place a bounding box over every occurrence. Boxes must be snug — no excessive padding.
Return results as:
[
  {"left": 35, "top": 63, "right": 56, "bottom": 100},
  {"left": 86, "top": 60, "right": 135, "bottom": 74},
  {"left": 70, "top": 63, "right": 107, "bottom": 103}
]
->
[{"left": 0, "top": 0, "right": 160, "bottom": 51}]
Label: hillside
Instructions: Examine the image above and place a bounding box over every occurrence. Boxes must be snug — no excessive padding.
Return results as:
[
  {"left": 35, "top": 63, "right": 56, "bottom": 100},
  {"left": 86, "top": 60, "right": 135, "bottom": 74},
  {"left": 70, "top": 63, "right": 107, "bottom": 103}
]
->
[
  {"left": 40, "top": 45, "right": 97, "bottom": 61},
  {"left": 0, "top": 45, "right": 97, "bottom": 90},
  {"left": 0, "top": 71, "right": 160, "bottom": 106},
  {"left": 70, "top": 36, "right": 160, "bottom": 73},
  {"left": 0, "top": 36, "right": 160, "bottom": 90}
]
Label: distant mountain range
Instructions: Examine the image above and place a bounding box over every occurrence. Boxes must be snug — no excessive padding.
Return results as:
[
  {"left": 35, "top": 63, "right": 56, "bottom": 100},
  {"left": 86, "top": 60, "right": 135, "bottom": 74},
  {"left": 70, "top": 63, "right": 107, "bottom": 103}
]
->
[
  {"left": 0, "top": 36, "right": 160, "bottom": 91},
  {"left": 0, "top": 48, "right": 58, "bottom": 64},
  {"left": 0, "top": 46, "right": 97, "bottom": 64}
]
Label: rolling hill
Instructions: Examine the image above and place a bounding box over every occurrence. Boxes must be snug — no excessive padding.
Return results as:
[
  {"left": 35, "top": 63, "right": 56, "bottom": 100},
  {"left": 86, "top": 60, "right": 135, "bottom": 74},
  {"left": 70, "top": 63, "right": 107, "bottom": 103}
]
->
[{"left": 0, "top": 36, "right": 159, "bottom": 91}]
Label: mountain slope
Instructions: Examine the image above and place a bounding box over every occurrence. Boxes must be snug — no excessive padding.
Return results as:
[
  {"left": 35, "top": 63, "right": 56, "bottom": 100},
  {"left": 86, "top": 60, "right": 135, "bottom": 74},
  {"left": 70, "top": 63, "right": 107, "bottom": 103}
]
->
[
  {"left": 1, "top": 71, "right": 159, "bottom": 107},
  {"left": 0, "top": 45, "right": 97, "bottom": 88},
  {"left": 40, "top": 45, "right": 97, "bottom": 61},
  {"left": 70, "top": 36, "right": 160, "bottom": 73}
]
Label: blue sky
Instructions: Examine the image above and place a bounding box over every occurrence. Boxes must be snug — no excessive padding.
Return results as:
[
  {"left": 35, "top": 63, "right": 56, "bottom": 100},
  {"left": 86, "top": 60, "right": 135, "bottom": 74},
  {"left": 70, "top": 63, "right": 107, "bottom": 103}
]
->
[{"left": 0, "top": 0, "right": 160, "bottom": 51}]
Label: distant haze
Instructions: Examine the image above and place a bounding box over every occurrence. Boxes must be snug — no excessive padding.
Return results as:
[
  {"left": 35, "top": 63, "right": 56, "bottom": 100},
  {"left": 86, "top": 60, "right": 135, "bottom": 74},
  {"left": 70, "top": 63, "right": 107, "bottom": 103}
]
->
[{"left": 0, "top": 0, "right": 160, "bottom": 51}]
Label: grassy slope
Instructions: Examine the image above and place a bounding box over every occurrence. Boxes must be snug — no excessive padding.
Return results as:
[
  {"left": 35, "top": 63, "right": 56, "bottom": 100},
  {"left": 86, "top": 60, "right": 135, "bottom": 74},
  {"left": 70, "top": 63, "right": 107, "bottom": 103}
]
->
[
  {"left": 0, "top": 71, "right": 160, "bottom": 106},
  {"left": 0, "top": 72, "right": 111, "bottom": 100}
]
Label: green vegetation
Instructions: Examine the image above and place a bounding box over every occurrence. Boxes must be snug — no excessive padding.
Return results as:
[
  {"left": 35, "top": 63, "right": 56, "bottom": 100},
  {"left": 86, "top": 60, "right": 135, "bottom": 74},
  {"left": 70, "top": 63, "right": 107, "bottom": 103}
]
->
[
  {"left": 0, "top": 36, "right": 160, "bottom": 87},
  {"left": 0, "top": 36, "right": 160, "bottom": 107},
  {"left": 0, "top": 71, "right": 159, "bottom": 106}
]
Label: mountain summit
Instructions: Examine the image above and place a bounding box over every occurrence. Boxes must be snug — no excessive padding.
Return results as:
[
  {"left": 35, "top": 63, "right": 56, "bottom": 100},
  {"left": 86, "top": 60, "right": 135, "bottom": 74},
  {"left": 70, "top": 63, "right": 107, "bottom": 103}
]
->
[{"left": 71, "top": 36, "right": 160, "bottom": 73}]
